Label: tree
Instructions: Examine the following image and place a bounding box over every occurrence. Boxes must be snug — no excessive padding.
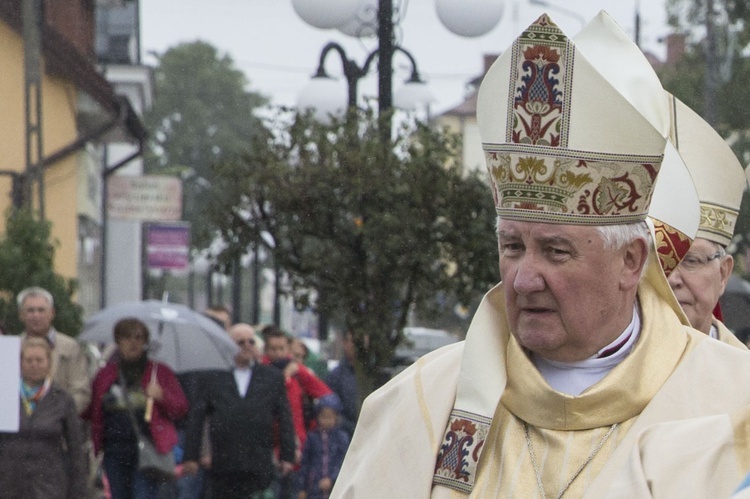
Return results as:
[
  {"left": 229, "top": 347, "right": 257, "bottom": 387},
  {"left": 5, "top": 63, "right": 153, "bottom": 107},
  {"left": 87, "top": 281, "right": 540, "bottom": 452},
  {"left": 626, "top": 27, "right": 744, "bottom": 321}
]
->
[
  {"left": 143, "top": 41, "right": 269, "bottom": 247},
  {"left": 0, "top": 209, "right": 82, "bottom": 335},
  {"left": 662, "top": 0, "right": 750, "bottom": 132},
  {"left": 207, "top": 109, "right": 498, "bottom": 392}
]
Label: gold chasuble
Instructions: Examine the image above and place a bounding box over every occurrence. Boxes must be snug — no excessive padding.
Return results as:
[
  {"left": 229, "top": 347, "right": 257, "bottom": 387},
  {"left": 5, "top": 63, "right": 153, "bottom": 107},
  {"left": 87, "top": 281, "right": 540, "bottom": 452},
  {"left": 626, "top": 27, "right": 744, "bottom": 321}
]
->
[{"left": 435, "top": 276, "right": 696, "bottom": 498}]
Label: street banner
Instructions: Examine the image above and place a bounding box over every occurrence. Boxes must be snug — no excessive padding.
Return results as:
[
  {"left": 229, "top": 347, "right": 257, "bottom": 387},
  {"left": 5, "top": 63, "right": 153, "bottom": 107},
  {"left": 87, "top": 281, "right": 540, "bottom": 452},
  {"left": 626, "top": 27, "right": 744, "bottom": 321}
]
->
[{"left": 146, "top": 222, "right": 191, "bottom": 271}]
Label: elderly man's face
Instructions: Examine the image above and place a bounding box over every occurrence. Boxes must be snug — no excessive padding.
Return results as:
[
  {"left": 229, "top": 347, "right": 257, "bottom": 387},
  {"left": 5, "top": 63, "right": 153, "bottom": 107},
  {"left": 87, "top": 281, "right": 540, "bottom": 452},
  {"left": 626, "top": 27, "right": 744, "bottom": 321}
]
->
[
  {"left": 498, "top": 220, "right": 644, "bottom": 362},
  {"left": 667, "top": 237, "right": 733, "bottom": 334},
  {"left": 230, "top": 325, "right": 258, "bottom": 366},
  {"left": 20, "top": 295, "right": 55, "bottom": 337}
]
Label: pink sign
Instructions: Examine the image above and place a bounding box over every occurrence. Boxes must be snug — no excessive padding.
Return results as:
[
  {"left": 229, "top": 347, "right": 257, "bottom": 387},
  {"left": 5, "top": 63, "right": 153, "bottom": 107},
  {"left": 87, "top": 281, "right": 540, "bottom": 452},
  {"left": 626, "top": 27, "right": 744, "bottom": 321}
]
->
[{"left": 146, "top": 223, "right": 191, "bottom": 270}]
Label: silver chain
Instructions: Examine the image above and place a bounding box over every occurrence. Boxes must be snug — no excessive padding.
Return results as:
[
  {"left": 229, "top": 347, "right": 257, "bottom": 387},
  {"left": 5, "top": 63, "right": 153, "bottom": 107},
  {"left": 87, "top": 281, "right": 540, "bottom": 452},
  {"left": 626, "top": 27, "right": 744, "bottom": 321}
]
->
[{"left": 523, "top": 421, "right": 618, "bottom": 499}]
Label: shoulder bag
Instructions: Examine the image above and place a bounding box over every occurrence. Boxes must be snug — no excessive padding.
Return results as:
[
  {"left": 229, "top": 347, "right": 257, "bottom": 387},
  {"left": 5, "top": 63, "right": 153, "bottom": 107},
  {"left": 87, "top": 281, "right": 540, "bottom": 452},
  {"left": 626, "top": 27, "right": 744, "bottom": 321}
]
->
[{"left": 118, "top": 367, "right": 176, "bottom": 482}]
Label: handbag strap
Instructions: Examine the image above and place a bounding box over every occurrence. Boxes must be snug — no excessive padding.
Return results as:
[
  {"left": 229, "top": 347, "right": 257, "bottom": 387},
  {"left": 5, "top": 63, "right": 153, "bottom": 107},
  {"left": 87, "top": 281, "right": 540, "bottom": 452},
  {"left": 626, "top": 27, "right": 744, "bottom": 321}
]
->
[{"left": 118, "top": 367, "right": 147, "bottom": 441}]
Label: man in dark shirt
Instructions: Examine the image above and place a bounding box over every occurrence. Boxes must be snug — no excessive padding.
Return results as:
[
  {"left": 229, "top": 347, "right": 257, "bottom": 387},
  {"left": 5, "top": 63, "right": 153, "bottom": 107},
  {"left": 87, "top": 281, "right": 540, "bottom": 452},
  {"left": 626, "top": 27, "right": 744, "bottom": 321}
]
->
[{"left": 182, "top": 324, "right": 295, "bottom": 499}]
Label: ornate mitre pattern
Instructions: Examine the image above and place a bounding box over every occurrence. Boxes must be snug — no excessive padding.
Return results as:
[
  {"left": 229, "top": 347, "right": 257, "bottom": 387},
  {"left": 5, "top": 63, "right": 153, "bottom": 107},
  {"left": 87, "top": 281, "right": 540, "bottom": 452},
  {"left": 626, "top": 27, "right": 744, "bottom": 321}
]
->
[
  {"left": 700, "top": 203, "right": 735, "bottom": 243},
  {"left": 486, "top": 146, "right": 660, "bottom": 224},
  {"left": 481, "top": 14, "right": 664, "bottom": 226},
  {"left": 507, "top": 16, "right": 571, "bottom": 147},
  {"left": 652, "top": 219, "right": 693, "bottom": 276}
]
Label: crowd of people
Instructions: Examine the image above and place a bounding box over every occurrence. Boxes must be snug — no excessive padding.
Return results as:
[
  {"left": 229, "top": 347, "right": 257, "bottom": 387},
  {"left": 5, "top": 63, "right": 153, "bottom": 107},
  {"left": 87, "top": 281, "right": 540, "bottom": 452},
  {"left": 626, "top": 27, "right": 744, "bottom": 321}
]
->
[
  {"left": 10, "top": 8, "right": 750, "bottom": 499},
  {"left": 0, "top": 288, "right": 356, "bottom": 499}
]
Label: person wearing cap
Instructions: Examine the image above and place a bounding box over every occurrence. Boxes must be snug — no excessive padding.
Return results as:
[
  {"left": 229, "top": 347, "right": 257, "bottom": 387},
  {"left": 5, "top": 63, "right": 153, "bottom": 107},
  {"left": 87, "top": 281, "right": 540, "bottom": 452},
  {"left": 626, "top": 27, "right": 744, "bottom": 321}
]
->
[
  {"left": 663, "top": 95, "right": 747, "bottom": 347},
  {"left": 331, "top": 12, "right": 750, "bottom": 499}
]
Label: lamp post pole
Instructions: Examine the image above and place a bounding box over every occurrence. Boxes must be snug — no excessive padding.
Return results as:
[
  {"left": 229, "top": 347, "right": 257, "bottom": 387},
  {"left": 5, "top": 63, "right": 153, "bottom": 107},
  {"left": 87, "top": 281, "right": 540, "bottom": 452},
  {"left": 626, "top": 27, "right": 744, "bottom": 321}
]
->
[{"left": 377, "top": 0, "right": 394, "bottom": 112}]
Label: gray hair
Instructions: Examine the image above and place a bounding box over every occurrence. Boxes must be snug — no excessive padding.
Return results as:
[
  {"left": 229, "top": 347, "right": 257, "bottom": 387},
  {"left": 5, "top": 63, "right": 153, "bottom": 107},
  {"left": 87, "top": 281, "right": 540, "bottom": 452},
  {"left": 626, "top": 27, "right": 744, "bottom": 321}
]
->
[
  {"left": 717, "top": 244, "right": 728, "bottom": 256},
  {"left": 495, "top": 217, "right": 651, "bottom": 251},
  {"left": 595, "top": 221, "right": 651, "bottom": 250},
  {"left": 17, "top": 287, "right": 54, "bottom": 309}
]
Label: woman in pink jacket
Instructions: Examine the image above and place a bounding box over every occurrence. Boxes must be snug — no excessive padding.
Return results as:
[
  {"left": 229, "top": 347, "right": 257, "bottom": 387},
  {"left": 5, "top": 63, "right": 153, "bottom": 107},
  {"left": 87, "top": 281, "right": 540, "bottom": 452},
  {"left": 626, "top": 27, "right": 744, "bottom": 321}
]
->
[{"left": 87, "top": 318, "right": 188, "bottom": 499}]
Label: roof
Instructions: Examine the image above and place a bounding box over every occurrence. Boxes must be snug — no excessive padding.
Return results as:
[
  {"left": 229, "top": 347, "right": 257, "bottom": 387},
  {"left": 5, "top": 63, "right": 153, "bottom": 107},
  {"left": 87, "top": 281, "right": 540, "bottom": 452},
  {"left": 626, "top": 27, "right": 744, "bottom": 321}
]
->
[
  {"left": 0, "top": 0, "right": 145, "bottom": 142},
  {"left": 441, "top": 90, "right": 478, "bottom": 118}
]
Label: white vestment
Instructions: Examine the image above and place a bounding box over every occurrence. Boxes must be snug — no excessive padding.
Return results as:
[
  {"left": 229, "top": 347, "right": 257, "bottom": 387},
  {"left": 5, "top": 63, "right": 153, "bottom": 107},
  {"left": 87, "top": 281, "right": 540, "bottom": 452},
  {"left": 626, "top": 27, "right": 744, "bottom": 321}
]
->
[{"left": 332, "top": 278, "right": 750, "bottom": 498}]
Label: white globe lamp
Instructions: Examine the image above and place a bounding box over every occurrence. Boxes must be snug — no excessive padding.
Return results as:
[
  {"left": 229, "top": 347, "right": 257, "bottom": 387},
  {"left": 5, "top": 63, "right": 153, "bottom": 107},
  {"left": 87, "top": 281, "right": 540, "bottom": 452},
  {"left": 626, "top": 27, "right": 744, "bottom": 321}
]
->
[
  {"left": 337, "top": 0, "right": 378, "bottom": 38},
  {"left": 291, "top": 0, "right": 363, "bottom": 30},
  {"left": 297, "top": 76, "right": 348, "bottom": 124},
  {"left": 435, "top": 0, "right": 504, "bottom": 37},
  {"left": 394, "top": 80, "right": 436, "bottom": 111}
]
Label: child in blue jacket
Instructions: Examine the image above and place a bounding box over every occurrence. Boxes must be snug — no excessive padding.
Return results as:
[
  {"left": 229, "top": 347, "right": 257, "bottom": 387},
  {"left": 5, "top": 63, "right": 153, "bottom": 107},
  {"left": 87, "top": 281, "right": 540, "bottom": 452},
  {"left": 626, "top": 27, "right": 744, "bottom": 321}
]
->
[{"left": 297, "top": 394, "right": 350, "bottom": 499}]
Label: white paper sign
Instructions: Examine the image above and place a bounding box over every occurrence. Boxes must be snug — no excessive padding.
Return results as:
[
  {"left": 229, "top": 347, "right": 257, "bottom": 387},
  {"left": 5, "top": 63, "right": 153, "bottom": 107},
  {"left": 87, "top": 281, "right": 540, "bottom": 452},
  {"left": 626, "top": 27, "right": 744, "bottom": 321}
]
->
[{"left": 0, "top": 336, "right": 20, "bottom": 432}]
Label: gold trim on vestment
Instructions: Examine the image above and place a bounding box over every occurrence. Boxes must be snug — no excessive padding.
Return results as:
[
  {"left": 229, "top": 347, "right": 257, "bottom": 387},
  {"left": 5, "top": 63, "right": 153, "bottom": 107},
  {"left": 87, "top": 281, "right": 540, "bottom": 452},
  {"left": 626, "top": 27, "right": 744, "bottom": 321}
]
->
[{"left": 501, "top": 275, "right": 690, "bottom": 431}]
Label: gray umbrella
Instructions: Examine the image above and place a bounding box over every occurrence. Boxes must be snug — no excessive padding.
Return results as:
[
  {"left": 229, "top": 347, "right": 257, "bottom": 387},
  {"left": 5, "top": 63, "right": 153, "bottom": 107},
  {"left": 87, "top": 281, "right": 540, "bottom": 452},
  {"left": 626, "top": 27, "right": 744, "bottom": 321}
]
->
[{"left": 79, "top": 300, "right": 238, "bottom": 372}]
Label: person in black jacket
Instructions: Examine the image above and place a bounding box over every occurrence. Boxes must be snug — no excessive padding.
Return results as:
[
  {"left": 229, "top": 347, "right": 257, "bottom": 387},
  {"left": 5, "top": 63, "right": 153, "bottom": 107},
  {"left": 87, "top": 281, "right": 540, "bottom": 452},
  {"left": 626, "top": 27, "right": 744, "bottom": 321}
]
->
[{"left": 182, "top": 323, "right": 295, "bottom": 498}]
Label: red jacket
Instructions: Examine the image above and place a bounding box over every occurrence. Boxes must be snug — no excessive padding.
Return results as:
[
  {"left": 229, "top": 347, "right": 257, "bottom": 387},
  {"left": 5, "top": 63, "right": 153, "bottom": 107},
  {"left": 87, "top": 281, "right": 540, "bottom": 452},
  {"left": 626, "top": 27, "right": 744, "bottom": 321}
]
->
[
  {"left": 86, "top": 359, "right": 188, "bottom": 455},
  {"left": 263, "top": 356, "right": 332, "bottom": 450}
]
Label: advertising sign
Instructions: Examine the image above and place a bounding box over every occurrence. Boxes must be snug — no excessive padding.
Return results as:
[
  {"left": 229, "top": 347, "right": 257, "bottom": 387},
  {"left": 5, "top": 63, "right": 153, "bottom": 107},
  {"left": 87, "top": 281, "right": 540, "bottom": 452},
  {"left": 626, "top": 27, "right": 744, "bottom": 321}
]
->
[
  {"left": 146, "top": 223, "right": 191, "bottom": 271},
  {"left": 108, "top": 175, "right": 182, "bottom": 221}
]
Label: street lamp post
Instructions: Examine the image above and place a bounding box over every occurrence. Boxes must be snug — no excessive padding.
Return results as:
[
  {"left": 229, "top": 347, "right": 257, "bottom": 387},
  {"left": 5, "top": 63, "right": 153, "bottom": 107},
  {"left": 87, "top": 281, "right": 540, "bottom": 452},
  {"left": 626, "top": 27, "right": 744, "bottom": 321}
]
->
[
  {"left": 309, "top": 41, "right": 428, "bottom": 112},
  {"left": 295, "top": 0, "right": 509, "bottom": 117},
  {"left": 297, "top": 0, "right": 486, "bottom": 118}
]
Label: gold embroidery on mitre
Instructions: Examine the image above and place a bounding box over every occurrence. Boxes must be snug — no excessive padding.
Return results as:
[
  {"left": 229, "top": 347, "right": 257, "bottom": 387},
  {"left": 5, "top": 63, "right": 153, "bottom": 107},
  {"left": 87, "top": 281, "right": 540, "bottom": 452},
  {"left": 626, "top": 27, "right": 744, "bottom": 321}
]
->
[
  {"left": 508, "top": 14, "right": 572, "bottom": 148},
  {"left": 699, "top": 203, "right": 737, "bottom": 241},
  {"left": 485, "top": 146, "right": 661, "bottom": 224},
  {"left": 652, "top": 219, "right": 692, "bottom": 276}
]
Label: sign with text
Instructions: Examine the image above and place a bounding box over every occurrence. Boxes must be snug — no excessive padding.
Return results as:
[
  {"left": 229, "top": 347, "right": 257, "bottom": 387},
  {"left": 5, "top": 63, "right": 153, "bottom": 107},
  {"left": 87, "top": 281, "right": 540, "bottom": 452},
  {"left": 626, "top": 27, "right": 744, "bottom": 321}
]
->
[
  {"left": 108, "top": 175, "right": 182, "bottom": 221},
  {"left": 146, "top": 223, "right": 191, "bottom": 271}
]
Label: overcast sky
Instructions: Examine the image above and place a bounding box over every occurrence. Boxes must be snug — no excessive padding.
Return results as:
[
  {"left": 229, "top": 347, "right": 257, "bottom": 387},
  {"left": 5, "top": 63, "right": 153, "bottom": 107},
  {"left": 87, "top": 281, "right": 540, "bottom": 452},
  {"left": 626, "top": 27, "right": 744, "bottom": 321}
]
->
[{"left": 140, "top": 0, "right": 667, "bottom": 115}]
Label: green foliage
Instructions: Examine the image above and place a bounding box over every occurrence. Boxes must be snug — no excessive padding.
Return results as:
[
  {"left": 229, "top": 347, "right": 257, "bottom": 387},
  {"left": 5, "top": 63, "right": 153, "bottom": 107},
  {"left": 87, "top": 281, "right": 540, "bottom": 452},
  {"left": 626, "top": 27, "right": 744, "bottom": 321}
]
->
[
  {"left": 143, "top": 41, "right": 270, "bottom": 248},
  {"left": 0, "top": 210, "right": 82, "bottom": 336},
  {"left": 207, "top": 109, "right": 498, "bottom": 389},
  {"left": 660, "top": 0, "right": 750, "bottom": 250}
]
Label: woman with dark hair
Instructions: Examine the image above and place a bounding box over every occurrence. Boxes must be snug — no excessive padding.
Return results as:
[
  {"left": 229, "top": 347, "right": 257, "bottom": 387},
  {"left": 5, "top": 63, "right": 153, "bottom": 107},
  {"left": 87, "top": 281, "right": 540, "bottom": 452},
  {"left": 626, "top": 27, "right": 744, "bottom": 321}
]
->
[
  {"left": 0, "top": 337, "right": 87, "bottom": 498},
  {"left": 87, "top": 318, "right": 188, "bottom": 498}
]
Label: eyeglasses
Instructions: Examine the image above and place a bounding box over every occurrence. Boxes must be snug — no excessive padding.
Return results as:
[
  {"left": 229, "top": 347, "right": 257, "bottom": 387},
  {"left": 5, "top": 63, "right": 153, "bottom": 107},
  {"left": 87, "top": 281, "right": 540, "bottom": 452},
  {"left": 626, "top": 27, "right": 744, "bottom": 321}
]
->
[
  {"left": 236, "top": 338, "right": 256, "bottom": 347},
  {"left": 677, "top": 251, "right": 723, "bottom": 273}
]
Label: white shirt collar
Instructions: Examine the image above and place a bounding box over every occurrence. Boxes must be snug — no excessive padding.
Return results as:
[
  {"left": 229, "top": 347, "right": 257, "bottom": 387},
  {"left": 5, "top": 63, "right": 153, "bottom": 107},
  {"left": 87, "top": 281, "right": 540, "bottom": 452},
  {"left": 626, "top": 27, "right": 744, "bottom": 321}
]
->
[
  {"left": 532, "top": 304, "right": 641, "bottom": 396},
  {"left": 233, "top": 365, "right": 253, "bottom": 397}
]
